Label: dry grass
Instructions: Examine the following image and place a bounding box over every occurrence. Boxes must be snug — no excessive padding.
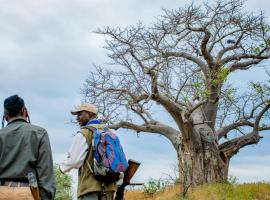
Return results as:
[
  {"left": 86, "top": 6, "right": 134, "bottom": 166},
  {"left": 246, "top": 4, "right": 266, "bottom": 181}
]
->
[
  {"left": 188, "top": 182, "right": 270, "bottom": 200},
  {"left": 125, "top": 182, "right": 270, "bottom": 200},
  {"left": 125, "top": 184, "right": 180, "bottom": 200}
]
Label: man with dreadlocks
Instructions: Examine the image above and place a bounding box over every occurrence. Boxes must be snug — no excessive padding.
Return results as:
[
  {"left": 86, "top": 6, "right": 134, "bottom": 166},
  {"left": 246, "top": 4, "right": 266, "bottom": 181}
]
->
[{"left": 0, "top": 95, "right": 55, "bottom": 200}]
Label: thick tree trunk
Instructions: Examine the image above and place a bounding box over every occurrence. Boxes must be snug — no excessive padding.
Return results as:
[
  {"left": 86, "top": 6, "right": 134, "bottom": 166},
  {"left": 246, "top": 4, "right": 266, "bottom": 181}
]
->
[{"left": 176, "top": 124, "right": 229, "bottom": 190}]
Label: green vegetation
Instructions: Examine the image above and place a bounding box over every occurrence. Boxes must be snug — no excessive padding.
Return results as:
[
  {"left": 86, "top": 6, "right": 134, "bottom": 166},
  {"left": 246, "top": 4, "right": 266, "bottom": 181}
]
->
[
  {"left": 54, "top": 166, "right": 73, "bottom": 200},
  {"left": 143, "top": 178, "right": 166, "bottom": 196},
  {"left": 187, "top": 182, "right": 270, "bottom": 200},
  {"left": 126, "top": 182, "right": 270, "bottom": 200}
]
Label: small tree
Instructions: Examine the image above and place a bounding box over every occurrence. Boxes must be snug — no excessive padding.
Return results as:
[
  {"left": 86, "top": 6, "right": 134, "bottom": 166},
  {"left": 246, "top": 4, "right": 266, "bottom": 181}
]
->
[
  {"left": 82, "top": 0, "right": 270, "bottom": 190},
  {"left": 54, "top": 166, "right": 73, "bottom": 200}
]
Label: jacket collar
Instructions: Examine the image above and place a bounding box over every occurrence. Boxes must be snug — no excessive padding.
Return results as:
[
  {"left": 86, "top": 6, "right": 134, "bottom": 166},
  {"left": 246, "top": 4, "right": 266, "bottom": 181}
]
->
[
  {"left": 7, "top": 117, "right": 28, "bottom": 126},
  {"left": 85, "top": 119, "right": 104, "bottom": 129}
]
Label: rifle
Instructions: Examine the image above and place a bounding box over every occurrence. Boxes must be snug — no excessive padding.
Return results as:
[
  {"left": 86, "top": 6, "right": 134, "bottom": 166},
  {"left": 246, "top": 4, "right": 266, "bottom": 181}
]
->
[
  {"left": 27, "top": 172, "right": 41, "bottom": 200},
  {"left": 115, "top": 159, "right": 140, "bottom": 200}
]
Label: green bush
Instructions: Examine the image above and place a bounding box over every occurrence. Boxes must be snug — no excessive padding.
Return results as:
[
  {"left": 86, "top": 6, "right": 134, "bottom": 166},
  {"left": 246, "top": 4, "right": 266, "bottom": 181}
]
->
[
  {"left": 54, "top": 166, "right": 73, "bottom": 200},
  {"left": 227, "top": 175, "right": 238, "bottom": 184},
  {"left": 143, "top": 178, "right": 166, "bottom": 196}
]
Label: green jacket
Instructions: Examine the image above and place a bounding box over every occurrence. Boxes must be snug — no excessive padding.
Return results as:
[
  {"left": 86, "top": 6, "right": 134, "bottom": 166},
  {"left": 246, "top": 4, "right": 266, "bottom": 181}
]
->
[{"left": 0, "top": 117, "right": 56, "bottom": 200}]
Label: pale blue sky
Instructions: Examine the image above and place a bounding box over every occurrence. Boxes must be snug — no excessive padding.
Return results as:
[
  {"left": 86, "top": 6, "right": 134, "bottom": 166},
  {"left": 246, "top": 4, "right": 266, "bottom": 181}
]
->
[{"left": 0, "top": 0, "right": 270, "bottom": 194}]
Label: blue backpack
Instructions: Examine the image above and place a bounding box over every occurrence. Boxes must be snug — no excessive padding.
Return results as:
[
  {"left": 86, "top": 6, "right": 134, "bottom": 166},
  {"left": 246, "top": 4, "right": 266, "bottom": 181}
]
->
[{"left": 86, "top": 126, "right": 129, "bottom": 183}]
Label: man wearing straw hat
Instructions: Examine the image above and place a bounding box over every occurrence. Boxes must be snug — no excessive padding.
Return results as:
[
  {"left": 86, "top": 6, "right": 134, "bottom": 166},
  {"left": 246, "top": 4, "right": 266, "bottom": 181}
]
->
[{"left": 60, "top": 103, "right": 117, "bottom": 200}]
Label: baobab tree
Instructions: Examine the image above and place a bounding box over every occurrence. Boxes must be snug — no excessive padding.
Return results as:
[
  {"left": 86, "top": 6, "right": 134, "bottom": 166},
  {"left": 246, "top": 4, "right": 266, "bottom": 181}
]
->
[{"left": 82, "top": 0, "right": 270, "bottom": 188}]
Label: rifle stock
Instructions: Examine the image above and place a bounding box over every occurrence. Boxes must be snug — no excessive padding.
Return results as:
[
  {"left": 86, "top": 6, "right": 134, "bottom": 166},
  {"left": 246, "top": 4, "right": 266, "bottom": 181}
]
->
[
  {"left": 29, "top": 186, "right": 41, "bottom": 200},
  {"left": 27, "top": 172, "right": 41, "bottom": 200},
  {"left": 115, "top": 159, "right": 140, "bottom": 200},
  {"left": 123, "top": 159, "right": 140, "bottom": 185}
]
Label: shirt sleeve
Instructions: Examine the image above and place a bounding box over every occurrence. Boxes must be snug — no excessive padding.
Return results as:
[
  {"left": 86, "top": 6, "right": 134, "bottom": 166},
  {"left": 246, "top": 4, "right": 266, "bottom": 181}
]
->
[
  {"left": 36, "top": 129, "right": 56, "bottom": 200},
  {"left": 59, "top": 132, "right": 89, "bottom": 173}
]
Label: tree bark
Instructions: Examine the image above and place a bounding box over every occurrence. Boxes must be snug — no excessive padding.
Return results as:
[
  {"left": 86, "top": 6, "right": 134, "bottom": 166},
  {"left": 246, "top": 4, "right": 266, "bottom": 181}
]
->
[{"left": 177, "top": 126, "right": 229, "bottom": 188}]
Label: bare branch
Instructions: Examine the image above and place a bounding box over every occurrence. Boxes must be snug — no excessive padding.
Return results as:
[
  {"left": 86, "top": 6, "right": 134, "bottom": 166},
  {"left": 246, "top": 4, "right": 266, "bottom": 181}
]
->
[
  {"left": 244, "top": 101, "right": 265, "bottom": 120},
  {"left": 175, "top": 69, "right": 201, "bottom": 103},
  {"left": 108, "top": 120, "right": 181, "bottom": 148},
  {"left": 217, "top": 99, "right": 270, "bottom": 139},
  {"left": 219, "top": 131, "right": 262, "bottom": 158},
  {"left": 228, "top": 59, "right": 263, "bottom": 72},
  {"left": 130, "top": 106, "right": 148, "bottom": 124},
  {"left": 222, "top": 54, "right": 270, "bottom": 64},
  {"left": 254, "top": 101, "right": 270, "bottom": 131},
  {"left": 216, "top": 120, "right": 253, "bottom": 139},
  {"left": 187, "top": 26, "right": 214, "bottom": 68},
  {"left": 161, "top": 51, "right": 208, "bottom": 75},
  {"left": 188, "top": 100, "right": 208, "bottom": 116},
  {"left": 216, "top": 31, "right": 244, "bottom": 60}
]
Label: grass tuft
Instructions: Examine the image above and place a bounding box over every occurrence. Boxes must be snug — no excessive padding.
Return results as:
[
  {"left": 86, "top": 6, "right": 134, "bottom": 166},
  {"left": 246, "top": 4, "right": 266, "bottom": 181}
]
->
[{"left": 125, "top": 182, "right": 270, "bottom": 200}]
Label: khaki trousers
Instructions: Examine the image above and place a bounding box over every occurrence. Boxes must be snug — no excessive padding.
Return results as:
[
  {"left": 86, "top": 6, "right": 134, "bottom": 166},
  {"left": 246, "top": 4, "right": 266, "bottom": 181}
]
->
[{"left": 0, "top": 186, "right": 34, "bottom": 200}]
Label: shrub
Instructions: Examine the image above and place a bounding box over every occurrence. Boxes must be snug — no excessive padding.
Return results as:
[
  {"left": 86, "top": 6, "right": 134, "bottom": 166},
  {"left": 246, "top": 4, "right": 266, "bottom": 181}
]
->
[
  {"left": 54, "top": 166, "right": 73, "bottom": 200},
  {"left": 143, "top": 178, "right": 166, "bottom": 196},
  {"left": 227, "top": 175, "right": 238, "bottom": 184}
]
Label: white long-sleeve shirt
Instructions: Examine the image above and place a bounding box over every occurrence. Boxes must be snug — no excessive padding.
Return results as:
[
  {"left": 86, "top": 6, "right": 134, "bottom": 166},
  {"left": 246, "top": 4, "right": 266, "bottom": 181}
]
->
[{"left": 60, "top": 132, "right": 89, "bottom": 173}]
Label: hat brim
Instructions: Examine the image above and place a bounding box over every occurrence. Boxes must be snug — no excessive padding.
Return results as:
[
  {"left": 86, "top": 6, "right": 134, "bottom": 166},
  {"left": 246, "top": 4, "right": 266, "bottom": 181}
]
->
[
  {"left": 70, "top": 109, "right": 97, "bottom": 115},
  {"left": 70, "top": 109, "right": 82, "bottom": 115}
]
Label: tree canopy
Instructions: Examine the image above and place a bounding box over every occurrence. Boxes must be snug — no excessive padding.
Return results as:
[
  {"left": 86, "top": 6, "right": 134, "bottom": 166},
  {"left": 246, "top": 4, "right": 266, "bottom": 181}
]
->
[{"left": 82, "top": 0, "right": 270, "bottom": 186}]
